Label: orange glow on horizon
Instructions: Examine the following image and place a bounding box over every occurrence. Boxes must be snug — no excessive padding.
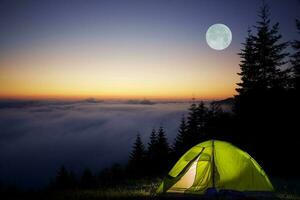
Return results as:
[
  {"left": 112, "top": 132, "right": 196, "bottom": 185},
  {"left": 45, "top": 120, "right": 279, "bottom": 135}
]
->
[
  {"left": 0, "top": 39, "right": 239, "bottom": 101},
  {"left": 0, "top": 92, "right": 234, "bottom": 101}
]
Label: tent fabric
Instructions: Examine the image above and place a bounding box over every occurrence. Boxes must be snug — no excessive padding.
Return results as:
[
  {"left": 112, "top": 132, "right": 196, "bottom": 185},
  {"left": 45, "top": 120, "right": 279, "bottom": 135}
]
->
[{"left": 157, "top": 140, "right": 274, "bottom": 194}]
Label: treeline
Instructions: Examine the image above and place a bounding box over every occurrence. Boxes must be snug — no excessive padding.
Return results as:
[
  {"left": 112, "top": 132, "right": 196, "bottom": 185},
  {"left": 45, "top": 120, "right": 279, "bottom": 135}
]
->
[
  {"left": 50, "top": 166, "right": 98, "bottom": 190},
  {"left": 128, "top": 101, "right": 234, "bottom": 178},
  {"left": 49, "top": 164, "right": 127, "bottom": 190},
  {"left": 233, "top": 3, "right": 299, "bottom": 177}
]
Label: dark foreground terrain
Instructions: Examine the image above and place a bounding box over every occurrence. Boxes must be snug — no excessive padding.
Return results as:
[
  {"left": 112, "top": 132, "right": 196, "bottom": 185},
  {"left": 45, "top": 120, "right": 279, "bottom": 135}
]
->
[{"left": 1, "top": 178, "right": 299, "bottom": 200}]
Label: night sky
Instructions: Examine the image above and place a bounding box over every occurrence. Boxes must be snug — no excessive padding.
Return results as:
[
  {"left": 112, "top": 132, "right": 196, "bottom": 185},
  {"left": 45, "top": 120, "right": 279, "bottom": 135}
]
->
[{"left": 1, "top": 0, "right": 299, "bottom": 99}]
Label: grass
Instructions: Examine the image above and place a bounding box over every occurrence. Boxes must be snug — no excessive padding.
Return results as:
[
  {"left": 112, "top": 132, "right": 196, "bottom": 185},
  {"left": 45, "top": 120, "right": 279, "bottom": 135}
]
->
[
  {"left": 1, "top": 178, "right": 300, "bottom": 200},
  {"left": 44, "top": 189, "right": 151, "bottom": 200}
]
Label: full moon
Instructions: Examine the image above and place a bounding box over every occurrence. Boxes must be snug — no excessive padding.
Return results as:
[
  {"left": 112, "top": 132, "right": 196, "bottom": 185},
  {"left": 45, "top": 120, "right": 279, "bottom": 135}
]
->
[{"left": 206, "top": 24, "right": 232, "bottom": 50}]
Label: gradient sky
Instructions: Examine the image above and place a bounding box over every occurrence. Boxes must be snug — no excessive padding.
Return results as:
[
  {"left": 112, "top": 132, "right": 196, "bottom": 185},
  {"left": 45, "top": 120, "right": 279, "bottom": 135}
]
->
[{"left": 1, "top": 0, "right": 300, "bottom": 100}]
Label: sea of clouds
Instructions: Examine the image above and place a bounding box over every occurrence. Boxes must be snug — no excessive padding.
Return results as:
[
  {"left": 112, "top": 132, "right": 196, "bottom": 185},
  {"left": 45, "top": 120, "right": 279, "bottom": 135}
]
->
[{"left": 0, "top": 100, "right": 190, "bottom": 188}]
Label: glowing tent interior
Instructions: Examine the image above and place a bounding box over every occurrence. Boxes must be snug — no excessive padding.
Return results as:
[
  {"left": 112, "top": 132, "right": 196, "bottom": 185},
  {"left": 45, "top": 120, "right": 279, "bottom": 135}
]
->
[{"left": 157, "top": 140, "right": 274, "bottom": 194}]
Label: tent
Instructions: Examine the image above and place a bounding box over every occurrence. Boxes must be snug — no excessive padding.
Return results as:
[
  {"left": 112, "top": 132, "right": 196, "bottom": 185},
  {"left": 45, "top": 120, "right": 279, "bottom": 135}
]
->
[{"left": 157, "top": 140, "right": 273, "bottom": 194}]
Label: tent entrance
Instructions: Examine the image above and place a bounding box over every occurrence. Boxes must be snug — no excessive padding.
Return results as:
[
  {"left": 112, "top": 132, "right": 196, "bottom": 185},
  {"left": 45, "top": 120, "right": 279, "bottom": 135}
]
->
[
  {"left": 167, "top": 156, "right": 200, "bottom": 193},
  {"left": 187, "top": 154, "right": 212, "bottom": 193},
  {"left": 167, "top": 154, "right": 212, "bottom": 193}
]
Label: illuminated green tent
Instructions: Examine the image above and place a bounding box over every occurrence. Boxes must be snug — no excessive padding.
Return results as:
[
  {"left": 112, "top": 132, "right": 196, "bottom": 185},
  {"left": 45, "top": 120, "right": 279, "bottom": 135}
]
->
[{"left": 157, "top": 140, "right": 273, "bottom": 194}]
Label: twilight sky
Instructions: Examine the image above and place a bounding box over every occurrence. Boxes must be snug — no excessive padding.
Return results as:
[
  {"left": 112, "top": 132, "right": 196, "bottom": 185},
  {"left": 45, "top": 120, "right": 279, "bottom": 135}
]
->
[{"left": 0, "top": 0, "right": 300, "bottom": 100}]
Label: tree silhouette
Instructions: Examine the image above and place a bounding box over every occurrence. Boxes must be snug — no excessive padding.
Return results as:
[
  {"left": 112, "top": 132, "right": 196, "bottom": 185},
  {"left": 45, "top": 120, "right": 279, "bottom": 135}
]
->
[
  {"left": 146, "top": 128, "right": 158, "bottom": 175},
  {"left": 147, "top": 128, "right": 158, "bottom": 159},
  {"left": 234, "top": 28, "right": 259, "bottom": 118},
  {"left": 252, "top": 3, "right": 289, "bottom": 90},
  {"left": 196, "top": 101, "right": 208, "bottom": 137},
  {"left": 53, "top": 165, "right": 76, "bottom": 190},
  {"left": 185, "top": 101, "right": 209, "bottom": 147},
  {"left": 235, "top": 2, "right": 289, "bottom": 120},
  {"left": 208, "top": 102, "right": 223, "bottom": 118},
  {"left": 205, "top": 102, "right": 235, "bottom": 141},
  {"left": 234, "top": 2, "right": 293, "bottom": 176},
  {"left": 128, "top": 134, "right": 146, "bottom": 178},
  {"left": 156, "top": 126, "right": 170, "bottom": 152},
  {"left": 172, "top": 115, "right": 188, "bottom": 159},
  {"left": 79, "top": 168, "right": 97, "bottom": 189},
  {"left": 186, "top": 103, "right": 199, "bottom": 146},
  {"left": 156, "top": 126, "right": 170, "bottom": 175},
  {"left": 98, "top": 164, "right": 126, "bottom": 186},
  {"left": 236, "top": 29, "right": 258, "bottom": 96},
  {"left": 291, "top": 19, "right": 300, "bottom": 90}
]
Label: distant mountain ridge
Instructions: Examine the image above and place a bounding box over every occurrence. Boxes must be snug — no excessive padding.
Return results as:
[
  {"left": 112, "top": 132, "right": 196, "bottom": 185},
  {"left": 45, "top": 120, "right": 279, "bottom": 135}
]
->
[{"left": 213, "top": 97, "right": 234, "bottom": 106}]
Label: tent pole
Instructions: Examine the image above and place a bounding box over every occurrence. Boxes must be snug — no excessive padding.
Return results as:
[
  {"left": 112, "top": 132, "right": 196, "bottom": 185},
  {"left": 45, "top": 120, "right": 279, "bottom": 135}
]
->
[{"left": 212, "top": 140, "right": 215, "bottom": 189}]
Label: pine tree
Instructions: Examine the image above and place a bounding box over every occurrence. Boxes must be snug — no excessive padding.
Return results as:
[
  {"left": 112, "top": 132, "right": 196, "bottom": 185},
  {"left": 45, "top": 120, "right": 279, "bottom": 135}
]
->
[
  {"left": 79, "top": 168, "right": 97, "bottom": 189},
  {"left": 156, "top": 126, "right": 170, "bottom": 155},
  {"left": 236, "top": 29, "right": 258, "bottom": 95},
  {"left": 186, "top": 103, "right": 199, "bottom": 146},
  {"left": 186, "top": 101, "right": 208, "bottom": 145},
  {"left": 128, "top": 134, "right": 146, "bottom": 177},
  {"left": 173, "top": 115, "right": 188, "bottom": 158},
  {"left": 147, "top": 128, "right": 157, "bottom": 157},
  {"left": 234, "top": 28, "right": 257, "bottom": 116},
  {"left": 252, "top": 3, "right": 289, "bottom": 90},
  {"left": 53, "top": 165, "right": 76, "bottom": 190},
  {"left": 196, "top": 101, "right": 208, "bottom": 133},
  {"left": 156, "top": 126, "right": 170, "bottom": 174},
  {"left": 233, "top": 3, "right": 291, "bottom": 174},
  {"left": 146, "top": 128, "right": 158, "bottom": 175},
  {"left": 205, "top": 101, "right": 226, "bottom": 139},
  {"left": 55, "top": 165, "right": 69, "bottom": 189},
  {"left": 129, "top": 134, "right": 145, "bottom": 165},
  {"left": 291, "top": 19, "right": 300, "bottom": 90},
  {"left": 208, "top": 102, "right": 223, "bottom": 118},
  {"left": 234, "top": 3, "right": 290, "bottom": 117}
]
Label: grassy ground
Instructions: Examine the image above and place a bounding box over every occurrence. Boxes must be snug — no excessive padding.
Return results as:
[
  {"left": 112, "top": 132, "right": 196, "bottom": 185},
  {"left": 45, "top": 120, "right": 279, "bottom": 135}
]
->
[
  {"left": 1, "top": 188, "right": 300, "bottom": 200},
  {"left": 1, "top": 178, "right": 300, "bottom": 200}
]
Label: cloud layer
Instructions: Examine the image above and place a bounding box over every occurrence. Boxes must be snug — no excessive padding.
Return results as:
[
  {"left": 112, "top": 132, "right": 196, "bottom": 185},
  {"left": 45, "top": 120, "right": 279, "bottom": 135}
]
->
[{"left": 0, "top": 101, "right": 188, "bottom": 188}]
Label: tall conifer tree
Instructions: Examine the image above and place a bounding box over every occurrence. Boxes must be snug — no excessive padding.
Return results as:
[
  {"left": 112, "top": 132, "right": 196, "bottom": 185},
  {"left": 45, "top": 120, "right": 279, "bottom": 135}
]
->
[
  {"left": 128, "top": 134, "right": 146, "bottom": 177},
  {"left": 156, "top": 126, "right": 170, "bottom": 174},
  {"left": 173, "top": 116, "right": 188, "bottom": 158},
  {"left": 236, "top": 29, "right": 258, "bottom": 95},
  {"left": 252, "top": 3, "right": 289, "bottom": 90},
  {"left": 291, "top": 19, "right": 300, "bottom": 90}
]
